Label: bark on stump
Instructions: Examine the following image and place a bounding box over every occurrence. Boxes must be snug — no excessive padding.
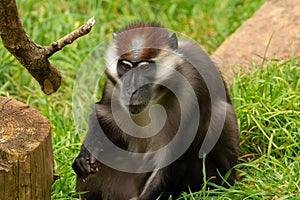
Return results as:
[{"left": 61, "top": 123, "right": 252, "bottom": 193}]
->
[{"left": 0, "top": 96, "right": 53, "bottom": 200}]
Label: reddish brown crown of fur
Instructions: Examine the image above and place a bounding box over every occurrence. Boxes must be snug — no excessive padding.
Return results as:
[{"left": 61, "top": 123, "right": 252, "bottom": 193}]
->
[{"left": 114, "top": 22, "right": 172, "bottom": 61}]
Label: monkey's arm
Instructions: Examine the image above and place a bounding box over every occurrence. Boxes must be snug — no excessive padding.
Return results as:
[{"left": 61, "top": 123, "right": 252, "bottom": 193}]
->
[
  {"left": 72, "top": 111, "right": 104, "bottom": 179},
  {"left": 72, "top": 145, "right": 99, "bottom": 179}
]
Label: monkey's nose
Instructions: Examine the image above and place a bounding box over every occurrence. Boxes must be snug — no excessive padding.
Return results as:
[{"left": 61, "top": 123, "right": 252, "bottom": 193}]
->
[
  {"left": 127, "top": 89, "right": 137, "bottom": 97},
  {"left": 123, "top": 88, "right": 138, "bottom": 104}
]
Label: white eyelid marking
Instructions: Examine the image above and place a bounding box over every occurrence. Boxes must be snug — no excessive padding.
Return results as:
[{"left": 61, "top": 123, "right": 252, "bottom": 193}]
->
[
  {"left": 137, "top": 61, "right": 149, "bottom": 67},
  {"left": 122, "top": 60, "right": 133, "bottom": 68}
]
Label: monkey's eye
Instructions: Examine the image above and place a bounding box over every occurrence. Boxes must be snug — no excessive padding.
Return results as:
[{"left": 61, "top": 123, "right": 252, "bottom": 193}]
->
[
  {"left": 138, "top": 61, "right": 151, "bottom": 70},
  {"left": 117, "top": 60, "right": 134, "bottom": 76},
  {"left": 120, "top": 60, "right": 133, "bottom": 70}
]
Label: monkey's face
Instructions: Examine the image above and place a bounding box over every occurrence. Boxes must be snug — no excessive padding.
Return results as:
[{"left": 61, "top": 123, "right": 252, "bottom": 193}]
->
[
  {"left": 117, "top": 59, "right": 157, "bottom": 114},
  {"left": 105, "top": 23, "right": 179, "bottom": 114}
]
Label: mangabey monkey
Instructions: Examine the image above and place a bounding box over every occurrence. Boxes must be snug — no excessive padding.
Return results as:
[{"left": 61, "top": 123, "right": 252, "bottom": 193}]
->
[{"left": 72, "top": 22, "right": 239, "bottom": 200}]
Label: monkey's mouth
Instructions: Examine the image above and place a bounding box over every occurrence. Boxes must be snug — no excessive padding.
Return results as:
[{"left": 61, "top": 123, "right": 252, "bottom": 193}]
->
[{"left": 128, "top": 103, "right": 148, "bottom": 114}]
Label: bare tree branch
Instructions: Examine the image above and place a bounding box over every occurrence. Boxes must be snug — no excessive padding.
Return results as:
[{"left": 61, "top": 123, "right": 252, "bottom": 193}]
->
[
  {"left": 45, "top": 17, "right": 96, "bottom": 57},
  {"left": 0, "top": 0, "right": 95, "bottom": 95}
]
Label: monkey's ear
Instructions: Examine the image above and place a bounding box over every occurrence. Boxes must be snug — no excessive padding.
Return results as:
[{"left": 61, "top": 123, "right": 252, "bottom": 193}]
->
[
  {"left": 112, "top": 32, "right": 117, "bottom": 39},
  {"left": 169, "top": 33, "right": 178, "bottom": 49}
]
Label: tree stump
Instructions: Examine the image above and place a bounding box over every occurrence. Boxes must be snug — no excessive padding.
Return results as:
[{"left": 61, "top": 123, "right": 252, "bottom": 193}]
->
[{"left": 0, "top": 96, "right": 53, "bottom": 200}]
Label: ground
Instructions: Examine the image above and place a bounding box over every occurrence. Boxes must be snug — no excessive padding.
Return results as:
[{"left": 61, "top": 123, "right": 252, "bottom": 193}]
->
[{"left": 0, "top": 0, "right": 299, "bottom": 199}]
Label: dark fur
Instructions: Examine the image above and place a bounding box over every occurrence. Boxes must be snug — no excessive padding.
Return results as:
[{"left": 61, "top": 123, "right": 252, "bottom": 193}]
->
[{"left": 72, "top": 23, "right": 239, "bottom": 200}]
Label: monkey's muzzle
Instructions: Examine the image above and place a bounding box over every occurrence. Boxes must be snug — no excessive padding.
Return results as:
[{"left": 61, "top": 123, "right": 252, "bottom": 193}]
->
[
  {"left": 128, "top": 103, "right": 148, "bottom": 114},
  {"left": 122, "top": 85, "right": 153, "bottom": 115}
]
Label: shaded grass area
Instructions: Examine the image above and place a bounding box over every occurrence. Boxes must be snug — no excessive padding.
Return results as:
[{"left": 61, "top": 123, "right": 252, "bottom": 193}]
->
[
  {"left": 178, "top": 57, "right": 300, "bottom": 199},
  {"left": 2, "top": 0, "right": 299, "bottom": 199}
]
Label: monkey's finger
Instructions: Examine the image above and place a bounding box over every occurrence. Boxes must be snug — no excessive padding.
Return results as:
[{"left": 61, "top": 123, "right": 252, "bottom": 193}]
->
[
  {"left": 89, "top": 156, "right": 97, "bottom": 165},
  {"left": 89, "top": 156, "right": 100, "bottom": 173}
]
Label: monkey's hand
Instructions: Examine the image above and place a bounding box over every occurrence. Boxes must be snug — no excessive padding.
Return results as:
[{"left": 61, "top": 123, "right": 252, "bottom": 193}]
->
[{"left": 72, "top": 145, "right": 100, "bottom": 179}]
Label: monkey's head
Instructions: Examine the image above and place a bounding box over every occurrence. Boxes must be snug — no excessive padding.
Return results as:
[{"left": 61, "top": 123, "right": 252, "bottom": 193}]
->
[{"left": 105, "top": 22, "right": 179, "bottom": 114}]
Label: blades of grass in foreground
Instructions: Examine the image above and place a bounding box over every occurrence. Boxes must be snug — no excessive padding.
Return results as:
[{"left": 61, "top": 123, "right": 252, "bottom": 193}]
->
[
  {"left": 1, "top": 0, "right": 295, "bottom": 199},
  {"left": 179, "top": 56, "right": 299, "bottom": 199}
]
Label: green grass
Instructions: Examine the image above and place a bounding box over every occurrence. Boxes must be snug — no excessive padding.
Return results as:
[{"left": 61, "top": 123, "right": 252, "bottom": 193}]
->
[
  {"left": 177, "top": 57, "right": 300, "bottom": 199},
  {"left": 2, "top": 0, "right": 299, "bottom": 199}
]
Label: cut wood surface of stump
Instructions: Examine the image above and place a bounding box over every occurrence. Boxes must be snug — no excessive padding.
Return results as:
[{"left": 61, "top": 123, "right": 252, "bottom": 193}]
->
[{"left": 0, "top": 96, "right": 53, "bottom": 200}]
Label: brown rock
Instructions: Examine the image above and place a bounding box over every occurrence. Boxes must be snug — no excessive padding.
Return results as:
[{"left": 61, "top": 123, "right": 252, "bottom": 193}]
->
[{"left": 212, "top": 0, "right": 300, "bottom": 82}]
